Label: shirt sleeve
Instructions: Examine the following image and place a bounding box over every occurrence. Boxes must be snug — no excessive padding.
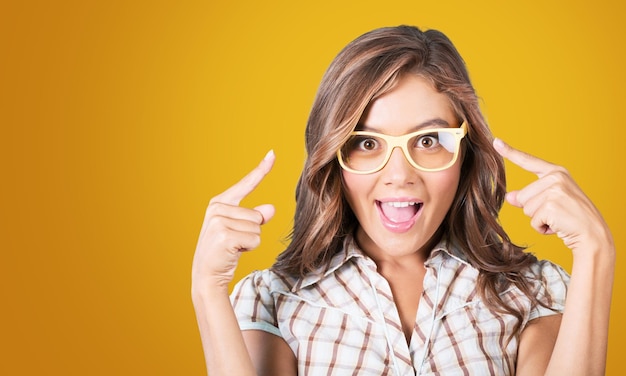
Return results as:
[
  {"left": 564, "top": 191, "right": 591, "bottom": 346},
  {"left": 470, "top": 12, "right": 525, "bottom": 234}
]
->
[
  {"left": 528, "top": 260, "right": 570, "bottom": 321},
  {"left": 230, "top": 270, "right": 283, "bottom": 337}
]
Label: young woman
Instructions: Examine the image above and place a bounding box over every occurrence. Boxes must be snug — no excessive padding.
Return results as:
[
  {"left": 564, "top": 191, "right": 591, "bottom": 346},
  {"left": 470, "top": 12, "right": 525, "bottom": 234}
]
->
[{"left": 192, "top": 25, "right": 614, "bottom": 375}]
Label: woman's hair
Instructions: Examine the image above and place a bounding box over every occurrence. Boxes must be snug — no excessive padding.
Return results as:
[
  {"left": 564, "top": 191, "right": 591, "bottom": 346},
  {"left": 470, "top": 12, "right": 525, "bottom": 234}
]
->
[{"left": 273, "top": 25, "right": 547, "bottom": 331}]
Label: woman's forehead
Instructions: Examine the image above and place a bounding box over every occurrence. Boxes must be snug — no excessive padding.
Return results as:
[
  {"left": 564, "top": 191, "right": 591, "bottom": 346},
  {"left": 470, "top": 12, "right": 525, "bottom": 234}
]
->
[{"left": 359, "top": 75, "right": 455, "bottom": 134}]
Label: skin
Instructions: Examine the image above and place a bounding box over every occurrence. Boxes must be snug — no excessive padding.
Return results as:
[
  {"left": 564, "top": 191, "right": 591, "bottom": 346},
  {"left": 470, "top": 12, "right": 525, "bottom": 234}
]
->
[
  {"left": 191, "top": 76, "right": 614, "bottom": 375},
  {"left": 191, "top": 150, "right": 297, "bottom": 376},
  {"left": 341, "top": 74, "right": 461, "bottom": 341},
  {"left": 495, "top": 138, "right": 614, "bottom": 376},
  {"left": 342, "top": 75, "right": 461, "bottom": 265}
]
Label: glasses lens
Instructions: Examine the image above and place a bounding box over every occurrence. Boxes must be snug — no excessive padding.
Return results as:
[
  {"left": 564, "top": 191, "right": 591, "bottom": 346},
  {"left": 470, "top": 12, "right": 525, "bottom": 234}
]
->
[
  {"left": 340, "top": 129, "right": 459, "bottom": 173},
  {"left": 408, "top": 130, "right": 457, "bottom": 170},
  {"left": 340, "top": 134, "right": 387, "bottom": 172}
]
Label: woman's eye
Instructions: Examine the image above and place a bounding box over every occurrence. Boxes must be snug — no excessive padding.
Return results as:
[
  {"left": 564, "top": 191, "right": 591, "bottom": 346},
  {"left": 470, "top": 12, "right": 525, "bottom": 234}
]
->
[
  {"left": 357, "top": 138, "right": 378, "bottom": 151},
  {"left": 417, "top": 135, "right": 439, "bottom": 148}
]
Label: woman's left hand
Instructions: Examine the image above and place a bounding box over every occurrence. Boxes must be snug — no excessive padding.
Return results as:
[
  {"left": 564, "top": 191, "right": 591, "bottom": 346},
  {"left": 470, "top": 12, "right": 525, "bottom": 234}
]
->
[{"left": 493, "top": 138, "right": 613, "bottom": 254}]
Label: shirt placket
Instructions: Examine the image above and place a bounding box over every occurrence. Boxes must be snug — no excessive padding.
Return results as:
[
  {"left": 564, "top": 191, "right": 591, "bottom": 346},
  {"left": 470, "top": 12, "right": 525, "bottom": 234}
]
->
[
  {"left": 411, "top": 260, "right": 443, "bottom": 374},
  {"left": 361, "top": 261, "right": 416, "bottom": 376}
]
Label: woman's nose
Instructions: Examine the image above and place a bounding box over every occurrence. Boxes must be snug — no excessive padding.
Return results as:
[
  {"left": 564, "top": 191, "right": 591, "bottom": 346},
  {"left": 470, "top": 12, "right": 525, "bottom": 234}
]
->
[{"left": 381, "top": 147, "right": 418, "bottom": 185}]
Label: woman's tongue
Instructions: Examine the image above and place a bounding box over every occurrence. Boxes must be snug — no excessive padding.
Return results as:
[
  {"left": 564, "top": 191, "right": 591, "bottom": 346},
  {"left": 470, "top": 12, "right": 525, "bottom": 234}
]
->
[{"left": 379, "top": 202, "right": 418, "bottom": 223}]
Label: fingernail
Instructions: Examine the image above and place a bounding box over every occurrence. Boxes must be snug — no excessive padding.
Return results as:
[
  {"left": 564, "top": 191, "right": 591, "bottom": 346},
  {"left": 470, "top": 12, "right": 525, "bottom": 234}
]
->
[
  {"left": 493, "top": 138, "right": 505, "bottom": 149},
  {"left": 264, "top": 149, "right": 275, "bottom": 161}
]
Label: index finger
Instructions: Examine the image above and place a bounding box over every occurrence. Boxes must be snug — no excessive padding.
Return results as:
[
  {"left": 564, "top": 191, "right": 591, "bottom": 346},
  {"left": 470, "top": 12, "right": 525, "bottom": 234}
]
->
[
  {"left": 493, "top": 138, "right": 557, "bottom": 178},
  {"left": 211, "top": 150, "right": 275, "bottom": 206}
]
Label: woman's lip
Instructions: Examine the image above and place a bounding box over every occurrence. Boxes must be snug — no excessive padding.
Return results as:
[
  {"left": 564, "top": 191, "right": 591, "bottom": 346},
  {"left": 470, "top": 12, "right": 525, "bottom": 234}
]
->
[
  {"left": 377, "top": 197, "right": 422, "bottom": 204},
  {"left": 376, "top": 200, "right": 423, "bottom": 233}
]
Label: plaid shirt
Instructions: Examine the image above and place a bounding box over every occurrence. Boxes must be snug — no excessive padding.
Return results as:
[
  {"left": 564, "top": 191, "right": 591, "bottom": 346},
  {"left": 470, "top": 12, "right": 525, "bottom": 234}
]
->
[{"left": 231, "top": 238, "right": 569, "bottom": 375}]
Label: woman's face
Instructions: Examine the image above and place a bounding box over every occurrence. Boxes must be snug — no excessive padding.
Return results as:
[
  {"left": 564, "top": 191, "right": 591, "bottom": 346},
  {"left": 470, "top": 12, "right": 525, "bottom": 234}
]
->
[{"left": 342, "top": 74, "right": 462, "bottom": 263}]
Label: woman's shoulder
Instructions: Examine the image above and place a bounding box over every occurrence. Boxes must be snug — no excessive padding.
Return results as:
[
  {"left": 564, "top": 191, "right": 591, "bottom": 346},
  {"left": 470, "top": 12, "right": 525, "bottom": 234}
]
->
[
  {"left": 524, "top": 258, "right": 571, "bottom": 286},
  {"left": 231, "top": 239, "right": 365, "bottom": 301},
  {"left": 232, "top": 268, "right": 300, "bottom": 297},
  {"left": 519, "top": 258, "right": 570, "bottom": 318}
]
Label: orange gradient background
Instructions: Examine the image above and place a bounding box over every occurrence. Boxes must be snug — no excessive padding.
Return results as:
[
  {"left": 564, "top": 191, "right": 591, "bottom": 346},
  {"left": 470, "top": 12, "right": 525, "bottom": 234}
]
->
[{"left": 1, "top": 1, "right": 624, "bottom": 374}]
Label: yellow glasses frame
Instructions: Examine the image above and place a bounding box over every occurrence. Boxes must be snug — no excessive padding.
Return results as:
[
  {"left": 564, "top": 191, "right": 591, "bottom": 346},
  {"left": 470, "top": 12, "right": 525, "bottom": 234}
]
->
[{"left": 337, "top": 121, "right": 468, "bottom": 174}]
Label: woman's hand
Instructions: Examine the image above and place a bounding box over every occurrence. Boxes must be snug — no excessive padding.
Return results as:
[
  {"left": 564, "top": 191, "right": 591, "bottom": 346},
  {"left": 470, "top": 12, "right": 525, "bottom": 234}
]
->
[
  {"left": 493, "top": 138, "right": 613, "bottom": 253},
  {"left": 191, "top": 150, "right": 277, "bottom": 376},
  {"left": 495, "top": 138, "right": 615, "bottom": 376},
  {"left": 192, "top": 150, "right": 276, "bottom": 292}
]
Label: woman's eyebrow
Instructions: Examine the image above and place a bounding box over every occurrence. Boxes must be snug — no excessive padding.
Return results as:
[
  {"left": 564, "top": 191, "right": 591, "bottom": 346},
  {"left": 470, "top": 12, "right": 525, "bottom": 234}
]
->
[{"left": 355, "top": 118, "right": 452, "bottom": 132}]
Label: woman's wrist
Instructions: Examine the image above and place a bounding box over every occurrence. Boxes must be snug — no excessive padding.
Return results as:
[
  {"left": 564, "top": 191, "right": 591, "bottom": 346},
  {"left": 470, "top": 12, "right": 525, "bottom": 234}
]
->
[
  {"left": 569, "top": 228, "right": 615, "bottom": 262},
  {"left": 191, "top": 276, "right": 232, "bottom": 305}
]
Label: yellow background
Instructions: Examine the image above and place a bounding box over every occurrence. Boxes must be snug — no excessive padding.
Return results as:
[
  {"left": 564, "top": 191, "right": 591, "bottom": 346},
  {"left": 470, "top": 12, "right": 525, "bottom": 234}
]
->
[{"left": 1, "top": 1, "right": 624, "bottom": 374}]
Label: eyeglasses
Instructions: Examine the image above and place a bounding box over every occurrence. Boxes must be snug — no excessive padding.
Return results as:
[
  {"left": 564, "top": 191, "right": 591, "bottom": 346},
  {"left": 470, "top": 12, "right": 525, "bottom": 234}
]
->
[{"left": 337, "top": 121, "right": 468, "bottom": 174}]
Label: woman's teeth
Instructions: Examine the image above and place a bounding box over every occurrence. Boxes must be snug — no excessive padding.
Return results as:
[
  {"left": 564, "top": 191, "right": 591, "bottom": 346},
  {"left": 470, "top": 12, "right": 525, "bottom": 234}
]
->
[{"left": 385, "top": 201, "right": 418, "bottom": 208}]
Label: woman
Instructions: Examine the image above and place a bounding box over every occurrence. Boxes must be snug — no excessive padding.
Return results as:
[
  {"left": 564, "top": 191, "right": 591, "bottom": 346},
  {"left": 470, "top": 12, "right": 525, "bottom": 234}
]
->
[{"left": 192, "top": 25, "right": 614, "bottom": 375}]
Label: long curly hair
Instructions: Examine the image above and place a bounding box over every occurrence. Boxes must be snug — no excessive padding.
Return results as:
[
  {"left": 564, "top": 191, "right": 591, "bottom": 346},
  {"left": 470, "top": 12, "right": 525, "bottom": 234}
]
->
[{"left": 273, "top": 25, "right": 545, "bottom": 332}]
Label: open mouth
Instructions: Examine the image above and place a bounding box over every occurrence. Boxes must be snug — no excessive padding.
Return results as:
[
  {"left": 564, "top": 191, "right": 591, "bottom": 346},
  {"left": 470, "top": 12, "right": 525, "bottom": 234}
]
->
[{"left": 376, "top": 200, "right": 423, "bottom": 225}]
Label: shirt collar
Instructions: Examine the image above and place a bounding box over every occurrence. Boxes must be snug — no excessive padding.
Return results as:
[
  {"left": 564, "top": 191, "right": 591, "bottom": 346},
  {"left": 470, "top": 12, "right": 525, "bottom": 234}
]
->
[
  {"left": 291, "top": 236, "right": 367, "bottom": 292},
  {"left": 291, "top": 236, "right": 471, "bottom": 292},
  {"left": 426, "top": 239, "right": 471, "bottom": 267}
]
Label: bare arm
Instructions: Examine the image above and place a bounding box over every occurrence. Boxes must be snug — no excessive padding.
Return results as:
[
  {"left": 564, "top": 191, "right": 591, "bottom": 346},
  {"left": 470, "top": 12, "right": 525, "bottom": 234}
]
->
[
  {"left": 494, "top": 139, "right": 615, "bottom": 376},
  {"left": 517, "top": 314, "right": 561, "bottom": 376},
  {"left": 192, "top": 288, "right": 297, "bottom": 375},
  {"left": 545, "top": 236, "right": 614, "bottom": 375},
  {"left": 243, "top": 331, "right": 298, "bottom": 375},
  {"left": 191, "top": 151, "right": 296, "bottom": 375},
  {"left": 192, "top": 285, "right": 256, "bottom": 375}
]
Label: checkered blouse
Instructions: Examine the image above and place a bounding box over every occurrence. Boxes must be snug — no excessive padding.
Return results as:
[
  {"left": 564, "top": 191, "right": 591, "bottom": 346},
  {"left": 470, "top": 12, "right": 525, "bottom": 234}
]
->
[{"left": 231, "top": 238, "right": 569, "bottom": 375}]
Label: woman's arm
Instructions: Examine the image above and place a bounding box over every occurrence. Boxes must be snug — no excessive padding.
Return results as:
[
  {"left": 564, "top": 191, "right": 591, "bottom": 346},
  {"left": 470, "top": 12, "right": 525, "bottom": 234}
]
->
[
  {"left": 192, "top": 285, "right": 297, "bottom": 375},
  {"left": 544, "top": 234, "right": 614, "bottom": 375},
  {"left": 243, "top": 331, "right": 298, "bottom": 375},
  {"left": 191, "top": 151, "right": 296, "bottom": 375},
  {"left": 192, "top": 284, "right": 256, "bottom": 375},
  {"left": 494, "top": 139, "right": 615, "bottom": 376},
  {"left": 517, "top": 241, "right": 614, "bottom": 376},
  {"left": 517, "top": 314, "right": 561, "bottom": 376}
]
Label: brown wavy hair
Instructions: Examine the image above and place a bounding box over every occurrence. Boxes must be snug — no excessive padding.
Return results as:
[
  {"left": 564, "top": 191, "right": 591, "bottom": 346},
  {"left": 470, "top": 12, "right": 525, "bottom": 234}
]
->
[{"left": 273, "top": 25, "right": 546, "bottom": 332}]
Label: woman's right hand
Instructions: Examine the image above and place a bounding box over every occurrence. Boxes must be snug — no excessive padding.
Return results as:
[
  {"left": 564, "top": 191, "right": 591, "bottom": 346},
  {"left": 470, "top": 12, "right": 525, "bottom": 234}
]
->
[{"left": 192, "top": 150, "right": 276, "bottom": 293}]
